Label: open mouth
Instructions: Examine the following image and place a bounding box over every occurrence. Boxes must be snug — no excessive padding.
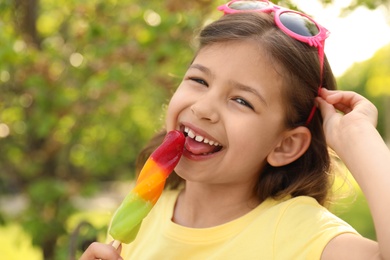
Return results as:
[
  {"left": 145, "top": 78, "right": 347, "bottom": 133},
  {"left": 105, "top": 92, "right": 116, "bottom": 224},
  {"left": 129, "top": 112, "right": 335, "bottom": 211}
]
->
[{"left": 183, "top": 126, "right": 223, "bottom": 156}]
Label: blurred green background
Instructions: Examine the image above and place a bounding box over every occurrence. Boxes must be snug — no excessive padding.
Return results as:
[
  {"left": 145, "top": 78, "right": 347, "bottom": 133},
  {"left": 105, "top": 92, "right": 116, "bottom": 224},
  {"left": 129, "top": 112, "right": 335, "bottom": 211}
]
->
[{"left": 0, "top": 0, "right": 389, "bottom": 259}]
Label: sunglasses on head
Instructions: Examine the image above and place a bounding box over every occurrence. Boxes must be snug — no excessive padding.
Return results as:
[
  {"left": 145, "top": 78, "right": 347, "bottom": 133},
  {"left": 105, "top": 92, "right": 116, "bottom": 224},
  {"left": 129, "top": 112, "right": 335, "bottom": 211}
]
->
[{"left": 218, "top": 0, "right": 330, "bottom": 125}]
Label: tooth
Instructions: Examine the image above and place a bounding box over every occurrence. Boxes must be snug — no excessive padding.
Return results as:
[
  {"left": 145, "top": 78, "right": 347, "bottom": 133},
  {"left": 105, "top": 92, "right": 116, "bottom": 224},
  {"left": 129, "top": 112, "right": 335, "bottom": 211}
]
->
[
  {"left": 195, "top": 135, "right": 204, "bottom": 142},
  {"left": 184, "top": 127, "right": 220, "bottom": 147},
  {"left": 188, "top": 129, "right": 195, "bottom": 139}
]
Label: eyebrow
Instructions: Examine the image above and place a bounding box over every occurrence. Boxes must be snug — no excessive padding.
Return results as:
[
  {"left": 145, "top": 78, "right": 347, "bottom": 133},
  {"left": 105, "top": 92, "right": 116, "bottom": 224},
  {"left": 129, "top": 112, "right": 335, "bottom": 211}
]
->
[
  {"left": 189, "top": 63, "right": 268, "bottom": 106},
  {"left": 231, "top": 81, "right": 268, "bottom": 107},
  {"left": 188, "top": 63, "right": 214, "bottom": 77}
]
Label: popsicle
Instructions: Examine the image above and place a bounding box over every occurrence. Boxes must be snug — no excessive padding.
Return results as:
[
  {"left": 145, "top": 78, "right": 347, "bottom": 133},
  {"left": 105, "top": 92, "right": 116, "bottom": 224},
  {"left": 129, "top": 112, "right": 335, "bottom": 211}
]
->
[{"left": 109, "top": 130, "right": 185, "bottom": 248}]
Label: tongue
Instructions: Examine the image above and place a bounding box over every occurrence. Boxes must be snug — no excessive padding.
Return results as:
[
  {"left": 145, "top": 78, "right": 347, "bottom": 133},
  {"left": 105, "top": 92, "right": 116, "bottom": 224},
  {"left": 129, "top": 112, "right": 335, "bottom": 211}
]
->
[{"left": 185, "top": 136, "right": 217, "bottom": 155}]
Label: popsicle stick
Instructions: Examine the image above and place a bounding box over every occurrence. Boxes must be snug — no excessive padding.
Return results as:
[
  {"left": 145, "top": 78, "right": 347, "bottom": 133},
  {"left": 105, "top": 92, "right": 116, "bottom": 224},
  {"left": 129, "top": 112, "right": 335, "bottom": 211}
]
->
[{"left": 112, "top": 240, "right": 121, "bottom": 249}]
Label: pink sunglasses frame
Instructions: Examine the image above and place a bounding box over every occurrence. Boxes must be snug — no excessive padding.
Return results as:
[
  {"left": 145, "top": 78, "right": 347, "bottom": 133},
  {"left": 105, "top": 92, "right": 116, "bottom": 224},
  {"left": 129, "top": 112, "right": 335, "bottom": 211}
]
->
[{"left": 218, "top": 0, "right": 330, "bottom": 125}]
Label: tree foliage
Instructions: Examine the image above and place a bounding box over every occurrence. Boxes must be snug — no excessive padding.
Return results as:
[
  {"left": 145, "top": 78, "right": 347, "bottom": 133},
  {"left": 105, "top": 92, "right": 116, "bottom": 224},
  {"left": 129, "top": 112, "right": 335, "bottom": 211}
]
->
[
  {"left": 0, "top": 0, "right": 215, "bottom": 258},
  {"left": 0, "top": 0, "right": 388, "bottom": 258},
  {"left": 342, "top": 0, "right": 390, "bottom": 13},
  {"left": 337, "top": 44, "right": 390, "bottom": 141},
  {"left": 317, "top": 0, "right": 390, "bottom": 14}
]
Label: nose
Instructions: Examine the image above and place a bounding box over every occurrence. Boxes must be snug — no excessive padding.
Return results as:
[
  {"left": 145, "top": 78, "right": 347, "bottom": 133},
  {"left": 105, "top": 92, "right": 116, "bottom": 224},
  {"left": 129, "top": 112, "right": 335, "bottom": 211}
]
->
[{"left": 190, "top": 98, "right": 220, "bottom": 123}]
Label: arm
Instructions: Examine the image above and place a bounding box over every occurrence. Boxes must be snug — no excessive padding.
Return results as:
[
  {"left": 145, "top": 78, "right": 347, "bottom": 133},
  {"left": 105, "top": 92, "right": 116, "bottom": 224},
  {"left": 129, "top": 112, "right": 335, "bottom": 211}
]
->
[
  {"left": 317, "top": 89, "right": 390, "bottom": 260},
  {"left": 80, "top": 241, "right": 122, "bottom": 260}
]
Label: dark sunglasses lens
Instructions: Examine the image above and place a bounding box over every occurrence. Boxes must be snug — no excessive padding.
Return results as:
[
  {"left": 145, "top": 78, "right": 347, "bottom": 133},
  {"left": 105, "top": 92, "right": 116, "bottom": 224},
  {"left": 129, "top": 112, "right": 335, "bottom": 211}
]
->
[
  {"left": 229, "top": 0, "right": 268, "bottom": 10},
  {"left": 279, "top": 12, "right": 319, "bottom": 37}
]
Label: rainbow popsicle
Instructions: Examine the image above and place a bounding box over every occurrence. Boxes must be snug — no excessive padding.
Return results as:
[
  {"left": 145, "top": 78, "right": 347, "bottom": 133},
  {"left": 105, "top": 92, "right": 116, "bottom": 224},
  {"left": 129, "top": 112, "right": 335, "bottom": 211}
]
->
[{"left": 109, "top": 130, "right": 185, "bottom": 246}]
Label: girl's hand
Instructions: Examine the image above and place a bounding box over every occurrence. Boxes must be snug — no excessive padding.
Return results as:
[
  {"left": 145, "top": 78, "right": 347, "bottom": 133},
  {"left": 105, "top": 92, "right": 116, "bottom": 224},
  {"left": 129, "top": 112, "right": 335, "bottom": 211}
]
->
[
  {"left": 79, "top": 241, "right": 122, "bottom": 260},
  {"left": 317, "top": 89, "right": 390, "bottom": 260},
  {"left": 315, "top": 88, "right": 378, "bottom": 151}
]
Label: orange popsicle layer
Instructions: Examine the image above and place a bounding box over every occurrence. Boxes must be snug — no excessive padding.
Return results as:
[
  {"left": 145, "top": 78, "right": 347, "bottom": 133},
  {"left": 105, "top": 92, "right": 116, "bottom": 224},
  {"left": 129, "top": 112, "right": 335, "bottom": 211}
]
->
[{"left": 132, "top": 160, "right": 165, "bottom": 205}]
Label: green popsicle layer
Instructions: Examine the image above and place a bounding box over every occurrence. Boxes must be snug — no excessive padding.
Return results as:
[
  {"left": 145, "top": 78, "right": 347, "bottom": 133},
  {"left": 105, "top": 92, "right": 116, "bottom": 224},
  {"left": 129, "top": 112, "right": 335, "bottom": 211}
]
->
[{"left": 109, "top": 192, "right": 153, "bottom": 244}]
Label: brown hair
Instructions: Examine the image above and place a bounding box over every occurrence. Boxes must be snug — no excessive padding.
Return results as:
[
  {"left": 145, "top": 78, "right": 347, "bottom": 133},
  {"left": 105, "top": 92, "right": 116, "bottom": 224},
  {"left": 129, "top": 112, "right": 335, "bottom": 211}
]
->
[{"left": 136, "top": 12, "right": 336, "bottom": 206}]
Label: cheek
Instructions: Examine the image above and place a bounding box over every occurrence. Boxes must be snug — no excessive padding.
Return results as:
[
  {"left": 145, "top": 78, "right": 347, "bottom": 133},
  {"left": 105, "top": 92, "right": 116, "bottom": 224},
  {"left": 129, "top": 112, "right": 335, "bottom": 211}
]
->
[
  {"left": 231, "top": 119, "right": 283, "bottom": 157},
  {"left": 165, "top": 90, "right": 186, "bottom": 130}
]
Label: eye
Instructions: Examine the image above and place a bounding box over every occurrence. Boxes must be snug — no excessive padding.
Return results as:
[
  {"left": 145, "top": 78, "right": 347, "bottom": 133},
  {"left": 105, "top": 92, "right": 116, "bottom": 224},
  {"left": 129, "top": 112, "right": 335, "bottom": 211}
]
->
[
  {"left": 233, "top": 97, "right": 254, "bottom": 110},
  {"left": 190, "top": 77, "right": 209, "bottom": 87}
]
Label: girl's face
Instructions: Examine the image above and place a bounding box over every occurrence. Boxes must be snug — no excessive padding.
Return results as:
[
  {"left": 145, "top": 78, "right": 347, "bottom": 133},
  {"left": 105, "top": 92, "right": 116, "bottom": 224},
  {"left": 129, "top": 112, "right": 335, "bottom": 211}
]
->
[{"left": 166, "top": 40, "right": 288, "bottom": 186}]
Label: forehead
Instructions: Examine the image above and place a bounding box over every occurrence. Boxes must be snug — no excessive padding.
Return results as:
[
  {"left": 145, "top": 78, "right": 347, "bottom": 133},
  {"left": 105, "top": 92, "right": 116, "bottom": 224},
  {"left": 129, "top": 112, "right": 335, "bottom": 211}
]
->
[
  {"left": 196, "top": 39, "right": 281, "bottom": 76},
  {"left": 195, "top": 40, "right": 284, "bottom": 90}
]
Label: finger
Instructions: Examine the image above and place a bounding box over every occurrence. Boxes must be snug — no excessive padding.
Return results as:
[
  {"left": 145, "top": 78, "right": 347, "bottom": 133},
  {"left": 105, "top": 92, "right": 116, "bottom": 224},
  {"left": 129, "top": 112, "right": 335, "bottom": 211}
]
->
[
  {"left": 319, "top": 89, "right": 378, "bottom": 126},
  {"left": 320, "top": 89, "right": 364, "bottom": 108},
  {"left": 332, "top": 103, "right": 352, "bottom": 115},
  {"left": 321, "top": 89, "right": 371, "bottom": 115},
  {"left": 109, "top": 240, "right": 122, "bottom": 254},
  {"left": 315, "top": 96, "right": 337, "bottom": 121},
  {"left": 80, "top": 242, "right": 123, "bottom": 260},
  {"left": 318, "top": 88, "right": 338, "bottom": 100}
]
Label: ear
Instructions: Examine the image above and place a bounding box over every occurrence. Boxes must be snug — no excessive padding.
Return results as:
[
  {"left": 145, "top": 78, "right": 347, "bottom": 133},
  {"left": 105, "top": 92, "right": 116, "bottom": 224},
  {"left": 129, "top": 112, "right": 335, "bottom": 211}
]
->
[{"left": 267, "top": 126, "right": 311, "bottom": 167}]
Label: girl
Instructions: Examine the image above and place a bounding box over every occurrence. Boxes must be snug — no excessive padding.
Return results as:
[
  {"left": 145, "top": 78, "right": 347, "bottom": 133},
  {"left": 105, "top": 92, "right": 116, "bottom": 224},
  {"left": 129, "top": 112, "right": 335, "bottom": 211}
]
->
[{"left": 81, "top": 1, "right": 390, "bottom": 259}]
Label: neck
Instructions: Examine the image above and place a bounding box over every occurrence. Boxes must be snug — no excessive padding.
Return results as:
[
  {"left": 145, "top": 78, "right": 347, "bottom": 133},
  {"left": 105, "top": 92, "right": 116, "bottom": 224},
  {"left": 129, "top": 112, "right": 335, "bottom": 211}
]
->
[{"left": 172, "top": 182, "right": 260, "bottom": 228}]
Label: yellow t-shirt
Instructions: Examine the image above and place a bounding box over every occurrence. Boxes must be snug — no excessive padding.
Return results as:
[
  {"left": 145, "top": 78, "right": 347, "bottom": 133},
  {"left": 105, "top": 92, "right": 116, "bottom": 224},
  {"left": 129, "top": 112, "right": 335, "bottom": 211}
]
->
[{"left": 118, "top": 189, "right": 358, "bottom": 260}]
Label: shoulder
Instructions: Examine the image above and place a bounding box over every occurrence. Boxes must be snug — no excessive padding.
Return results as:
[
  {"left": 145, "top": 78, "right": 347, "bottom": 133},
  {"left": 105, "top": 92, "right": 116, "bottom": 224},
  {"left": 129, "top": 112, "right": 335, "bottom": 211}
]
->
[
  {"left": 270, "top": 196, "right": 359, "bottom": 259},
  {"left": 274, "top": 196, "right": 347, "bottom": 222},
  {"left": 274, "top": 196, "right": 357, "bottom": 234}
]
